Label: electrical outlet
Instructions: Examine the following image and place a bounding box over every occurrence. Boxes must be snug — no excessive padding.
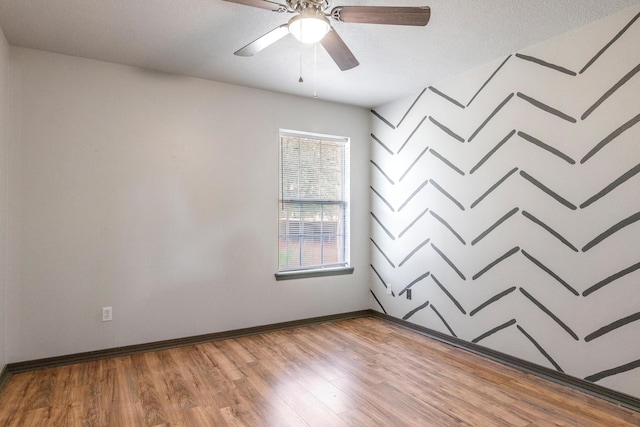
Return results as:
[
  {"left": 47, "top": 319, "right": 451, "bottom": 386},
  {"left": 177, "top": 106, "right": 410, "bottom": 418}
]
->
[
  {"left": 102, "top": 306, "right": 112, "bottom": 322},
  {"left": 406, "top": 289, "right": 412, "bottom": 300},
  {"left": 386, "top": 284, "right": 392, "bottom": 295}
]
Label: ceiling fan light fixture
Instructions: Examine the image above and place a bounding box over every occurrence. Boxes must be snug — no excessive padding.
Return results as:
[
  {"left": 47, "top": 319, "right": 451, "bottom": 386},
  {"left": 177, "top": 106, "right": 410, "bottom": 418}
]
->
[{"left": 288, "top": 11, "right": 330, "bottom": 44}]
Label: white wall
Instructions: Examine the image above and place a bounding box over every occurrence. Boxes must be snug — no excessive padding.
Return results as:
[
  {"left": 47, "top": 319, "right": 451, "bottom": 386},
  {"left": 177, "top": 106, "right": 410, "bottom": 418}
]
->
[
  {"left": 6, "top": 47, "right": 370, "bottom": 362},
  {"left": 0, "top": 27, "right": 9, "bottom": 371},
  {"left": 370, "top": 5, "right": 640, "bottom": 398}
]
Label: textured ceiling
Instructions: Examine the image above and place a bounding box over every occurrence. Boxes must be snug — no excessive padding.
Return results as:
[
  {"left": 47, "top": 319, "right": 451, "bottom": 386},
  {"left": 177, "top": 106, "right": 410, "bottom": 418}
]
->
[{"left": 1, "top": 0, "right": 639, "bottom": 108}]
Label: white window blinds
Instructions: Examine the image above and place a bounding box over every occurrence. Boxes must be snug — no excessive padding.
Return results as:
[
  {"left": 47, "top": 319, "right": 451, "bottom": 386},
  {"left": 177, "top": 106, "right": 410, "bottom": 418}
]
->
[{"left": 278, "top": 130, "right": 350, "bottom": 272}]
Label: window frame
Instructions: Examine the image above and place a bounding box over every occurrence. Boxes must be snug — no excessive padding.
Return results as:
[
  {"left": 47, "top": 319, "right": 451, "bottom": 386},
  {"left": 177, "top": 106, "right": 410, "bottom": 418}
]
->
[{"left": 275, "top": 129, "right": 353, "bottom": 281}]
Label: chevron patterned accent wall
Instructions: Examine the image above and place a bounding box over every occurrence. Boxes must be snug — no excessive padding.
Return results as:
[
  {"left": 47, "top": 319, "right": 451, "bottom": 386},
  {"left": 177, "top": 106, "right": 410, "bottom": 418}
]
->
[{"left": 369, "top": 5, "right": 640, "bottom": 399}]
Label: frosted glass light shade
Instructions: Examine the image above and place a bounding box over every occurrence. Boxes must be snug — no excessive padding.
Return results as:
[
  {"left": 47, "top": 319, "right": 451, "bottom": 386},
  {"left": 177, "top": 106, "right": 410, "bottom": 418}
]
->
[{"left": 288, "top": 12, "right": 330, "bottom": 44}]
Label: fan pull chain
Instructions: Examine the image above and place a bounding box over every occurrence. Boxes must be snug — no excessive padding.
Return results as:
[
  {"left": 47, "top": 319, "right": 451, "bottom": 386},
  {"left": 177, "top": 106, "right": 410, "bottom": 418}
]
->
[
  {"left": 313, "top": 42, "right": 318, "bottom": 98},
  {"left": 298, "top": 40, "right": 304, "bottom": 83}
]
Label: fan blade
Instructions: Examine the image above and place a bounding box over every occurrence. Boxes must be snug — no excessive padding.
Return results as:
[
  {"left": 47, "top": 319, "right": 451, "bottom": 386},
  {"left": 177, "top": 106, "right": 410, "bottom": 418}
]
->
[
  {"left": 320, "top": 28, "right": 359, "bottom": 71},
  {"left": 331, "top": 6, "right": 431, "bottom": 26},
  {"left": 234, "top": 24, "right": 290, "bottom": 56},
  {"left": 222, "top": 0, "right": 287, "bottom": 12}
]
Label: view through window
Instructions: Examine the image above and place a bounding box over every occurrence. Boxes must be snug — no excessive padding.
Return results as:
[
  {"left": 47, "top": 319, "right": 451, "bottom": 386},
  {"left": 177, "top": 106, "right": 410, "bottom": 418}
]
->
[{"left": 278, "top": 130, "right": 350, "bottom": 273}]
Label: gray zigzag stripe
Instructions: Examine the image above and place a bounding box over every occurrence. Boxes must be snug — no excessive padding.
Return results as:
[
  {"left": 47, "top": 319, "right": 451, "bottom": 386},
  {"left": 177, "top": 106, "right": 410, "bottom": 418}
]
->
[
  {"left": 470, "top": 287, "right": 517, "bottom": 317},
  {"left": 397, "top": 116, "right": 427, "bottom": 154},
  {"left": 399, "top": 239, "right": 430, "bottom": 267},
  {"left": 519, "top": 171, "right": 577, "bottom": 210},
  {"left": 398, "top": 208, "right": 429, "bottom": 239},
  {"left": 467, "top": 55, "right": 512, "bottom": 107},
  {"left": 517, "top": 92, "right": 576, "bottom": 123},
  {"left": 370, "top": 186, "right": 395, "bottom": 212},
  {"left": 470, "top": 130, "right": 516, "bottom": 174},
  {"left": 403, "top": 300, "right": 430, "bottom": 320},
  {"left": 429, "top": 210, "right": 466, "bottom": 245},
  {"left": 580, "top": 11, "right": 640, "bottom": 74},
  {"left": 583, "top": 261, "right": 640, "bottom": 297},
  {"left": 472, "top": 247, "right": 520, "bottom": 280},
  {"left": 517, "top": 325, "right": 564, "bottom": 373},
  {"left": 517, "top": 131, "right": 575, "bottom": 164},
  {"left": 429, "top": 148, "right": 465, "bottom": 175},
  {"left": 585, "top": 359, "right": 640, "bottom": 383},
  {"left": 521, "top": 210, "right": 578, "bottom": 252},
  {"left": 519, "top": 288, "right": 579, "bottom": 341},
  {"left": 398, "top": 180, "right": 429, "bottom": 212},
  {"left": 371, "top": 133, "right": 394, "bottom": 155},
  {"left": 515, "top": 53, "right": 576, "bottom": 76},
  {"left": 430, "top": 305, "right": 457, "bottom": 337},
  {"left": 429, "top": 179, "right": 465, "bottom": 211},
  {"left": 370, "top": 290, "right": 387, "bottom": 314},
  {"left": 581, "top": 163, "right": 640, "bottom": 208},
  {"left": 397, "top": 88, "right": 427, "bottom": 129},
  {"left": 471, "top": 207, "right": 519, "bottom": 246},
  {"left": 400, "top": 271, "right": 431, "bottom": 295},
  {"left": 582, "top": 212, "right": 640, "bottom": 252},
  {"left": 399, "top": 146, "right": 429, "bottom": 182},
  {"left": 430, "top": 274, "right": 466, "bottom": 315},
  {"left": 581, "top": 113, "right": 640, "bottom": 164},
  {"left": 370, "top": 160, "right": 394, "bottom": 184},
  {"left": 520, "top": 249, "right": 578, "bottom": 296},
  {"left": 585, "top": 311, "right": 640, "bottom": 342},
  {"left": 370, "top": 264, "right": 393, "bottom": 298},
  {"left": 428, "top": 86, "right": 465, "bottom": 109},
  {"left": 428, "top": 116, "right": 465, "bottom": 142},
  {"left": 471, "top": 168, "right": 518, "bottom": 209},
  {"left": 582, "top": 63, "right": 640, "bottom": 120},
  {"left": 468, "top": 93, "right": 514, "bottom": 142},
  {"left": 472, "top": 319, "right": 516, "bottom": 343},
  {"left": 370, "top": 212, "right": 395, "bottom": 240},
  {"left": 371, "top": 238, "right": 395, "bottom": 268},
  {"left": 431, "top": 243, "right": 466, "bottom": 280},
  {"left": 371, "top": 110, "right": 395, "bottom": 129}
]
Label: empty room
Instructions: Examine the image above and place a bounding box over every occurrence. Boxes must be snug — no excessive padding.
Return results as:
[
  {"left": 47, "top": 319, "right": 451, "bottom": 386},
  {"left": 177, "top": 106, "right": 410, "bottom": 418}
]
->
[{"left": 0, "top": 0, "right": 639, "bottom": 425}]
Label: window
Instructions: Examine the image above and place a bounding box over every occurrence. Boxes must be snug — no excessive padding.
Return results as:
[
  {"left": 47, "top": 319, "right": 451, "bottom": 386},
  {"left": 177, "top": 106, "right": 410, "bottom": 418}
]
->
[{"left": 276, "top": 130, "right": 353, "bottom": 280}]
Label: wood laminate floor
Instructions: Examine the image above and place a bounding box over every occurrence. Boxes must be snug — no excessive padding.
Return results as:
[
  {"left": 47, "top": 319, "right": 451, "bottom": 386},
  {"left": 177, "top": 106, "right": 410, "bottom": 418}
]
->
[{"left": 0, "top": 316, "right": 639, "bottom": 426}]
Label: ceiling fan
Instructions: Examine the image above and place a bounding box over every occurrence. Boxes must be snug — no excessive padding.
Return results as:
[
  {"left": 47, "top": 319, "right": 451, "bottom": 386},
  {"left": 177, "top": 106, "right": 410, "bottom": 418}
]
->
[{"left": 223, "top": 0, "right": 431, "bottom": 71}]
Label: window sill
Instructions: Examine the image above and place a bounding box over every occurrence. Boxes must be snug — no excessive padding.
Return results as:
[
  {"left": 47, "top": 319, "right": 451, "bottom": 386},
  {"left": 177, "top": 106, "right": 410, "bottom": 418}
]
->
[{"left": 275, "top": 267, "right": 354, "bottom": 281}]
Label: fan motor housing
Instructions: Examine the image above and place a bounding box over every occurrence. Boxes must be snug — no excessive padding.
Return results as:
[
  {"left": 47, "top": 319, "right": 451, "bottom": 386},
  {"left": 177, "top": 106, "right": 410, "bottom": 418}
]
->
[{"left": 286, "top": 0, "right": 330, "bottom": 14}]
